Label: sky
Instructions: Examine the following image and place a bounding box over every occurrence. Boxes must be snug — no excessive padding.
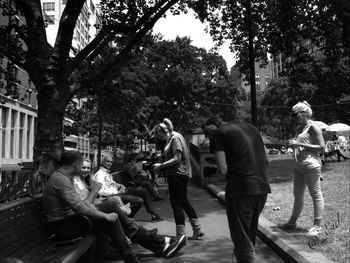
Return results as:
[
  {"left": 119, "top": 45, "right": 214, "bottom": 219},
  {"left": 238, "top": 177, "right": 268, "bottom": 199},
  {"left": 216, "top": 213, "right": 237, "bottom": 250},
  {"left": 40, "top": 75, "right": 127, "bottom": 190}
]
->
[{"left": 153, "top": 10, "right": 236, "bottom": 70}]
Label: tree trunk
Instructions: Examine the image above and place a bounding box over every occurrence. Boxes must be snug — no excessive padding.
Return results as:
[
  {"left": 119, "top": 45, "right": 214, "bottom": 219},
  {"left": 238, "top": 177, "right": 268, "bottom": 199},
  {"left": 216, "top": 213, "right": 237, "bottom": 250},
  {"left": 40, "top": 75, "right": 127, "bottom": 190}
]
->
[{"left": 33, "top": 79, "right": 68, "bottom": 177}]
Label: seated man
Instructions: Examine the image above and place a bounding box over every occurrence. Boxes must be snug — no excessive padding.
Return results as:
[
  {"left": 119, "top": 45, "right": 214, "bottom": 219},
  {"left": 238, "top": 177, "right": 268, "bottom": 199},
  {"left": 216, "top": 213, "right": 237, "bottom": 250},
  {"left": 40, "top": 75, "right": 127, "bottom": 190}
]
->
[
  {"left": 43, "top": 151, "right": 186, "bottom": 263},
  {"left": 124, "top": 153, "right": 163, "bottom": 201},
  {"left": 94, "top": 155, "right": 164, "bottom": 222},
  {"left": 322, "top": 140, "right": 349, "bottom": 162}
]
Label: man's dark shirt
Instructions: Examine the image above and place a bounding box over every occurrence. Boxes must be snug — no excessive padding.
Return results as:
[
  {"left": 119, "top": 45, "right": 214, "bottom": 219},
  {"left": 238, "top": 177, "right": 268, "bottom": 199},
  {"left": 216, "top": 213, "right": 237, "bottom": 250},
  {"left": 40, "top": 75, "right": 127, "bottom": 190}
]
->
[{"left": 209, "top": 122, "right": 271, "bottom": 197}]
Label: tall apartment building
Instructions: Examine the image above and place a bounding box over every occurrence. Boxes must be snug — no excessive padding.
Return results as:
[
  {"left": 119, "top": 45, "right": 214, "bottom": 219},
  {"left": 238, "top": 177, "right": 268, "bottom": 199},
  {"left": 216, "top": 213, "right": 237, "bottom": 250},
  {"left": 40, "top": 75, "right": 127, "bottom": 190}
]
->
[
  {"left": 42, "top": 0, "right": 101, "bottom": 53},
  {"left": 0, "top": 1, "right": 101, "bottom": 170},
  {"left": 241, "top": 60, "right": 274, "bottom": 93}
]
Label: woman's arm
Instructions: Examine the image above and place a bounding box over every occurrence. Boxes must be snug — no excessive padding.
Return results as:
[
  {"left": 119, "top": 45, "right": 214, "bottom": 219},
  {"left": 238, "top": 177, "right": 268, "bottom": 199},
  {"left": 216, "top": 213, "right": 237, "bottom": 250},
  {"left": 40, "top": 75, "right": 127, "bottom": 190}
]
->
[
  {"left": 85, "top": 180, "right": 101, "bottom": 203},
  {"left": 154, "top": 150, "right": 181, "bottom": 171},
  {"left": 291, "top": 123, "right": 325, "bottom": 152}
]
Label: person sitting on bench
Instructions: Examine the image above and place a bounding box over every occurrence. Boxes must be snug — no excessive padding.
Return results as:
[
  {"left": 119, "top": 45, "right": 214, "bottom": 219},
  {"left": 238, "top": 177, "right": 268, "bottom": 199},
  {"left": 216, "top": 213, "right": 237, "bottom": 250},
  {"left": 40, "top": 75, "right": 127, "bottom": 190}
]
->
[{"left": 43, "top": 151, "right": 186, "bottom": 263}]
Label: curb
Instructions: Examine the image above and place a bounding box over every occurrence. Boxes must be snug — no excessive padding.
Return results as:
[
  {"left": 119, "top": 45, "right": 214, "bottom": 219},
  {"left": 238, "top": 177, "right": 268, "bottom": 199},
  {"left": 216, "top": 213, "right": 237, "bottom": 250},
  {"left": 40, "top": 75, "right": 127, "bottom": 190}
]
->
[{"left": 205, "top": 184, "right": 333, "bottom": 263}]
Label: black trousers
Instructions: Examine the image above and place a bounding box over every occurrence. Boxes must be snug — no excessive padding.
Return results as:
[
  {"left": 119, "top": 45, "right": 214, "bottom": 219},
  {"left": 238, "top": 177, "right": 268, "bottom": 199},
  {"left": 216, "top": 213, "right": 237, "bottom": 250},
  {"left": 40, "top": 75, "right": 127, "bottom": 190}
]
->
[
  {"left": 49, "top": 198, "right": 167, "bottom": 257},
  {"left": 225, "top": 193, "right": 267, "bottom": 263},
  {"left": 120, "top": 186, "right": 155, "bottom": 216},
  {"left": 167, "top": 175, "right": 198, "bottom": 225}
]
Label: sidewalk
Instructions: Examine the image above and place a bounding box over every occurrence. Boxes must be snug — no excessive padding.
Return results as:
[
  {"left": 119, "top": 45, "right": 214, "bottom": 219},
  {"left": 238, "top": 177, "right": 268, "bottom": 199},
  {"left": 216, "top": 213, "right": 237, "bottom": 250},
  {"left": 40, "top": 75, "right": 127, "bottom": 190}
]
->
[
  {"left": 206, "top": 184, "right": 334, "bottom": 263},
  {"left": 101, "top": 181, "right": 285, "bottom": 263}
]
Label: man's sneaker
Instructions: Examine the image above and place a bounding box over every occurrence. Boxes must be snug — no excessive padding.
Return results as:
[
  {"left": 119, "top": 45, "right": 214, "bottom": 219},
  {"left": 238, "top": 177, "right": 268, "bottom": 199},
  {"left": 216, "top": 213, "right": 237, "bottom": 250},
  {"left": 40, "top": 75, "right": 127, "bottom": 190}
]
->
[
  {"left": 151, "top": 213, "right": 164, "bottom": 222},
  {"left": 307, "top": 226, "right": 322, "bottom": 237},
  {"left": 124, "top": 253, "right": 142, "bottom": 263},
  {"left": 163, "top": 234, "right": 186, "bottom": 258},
  {"left": 281, "top": 222, "right": 297, "bottom": 229}
]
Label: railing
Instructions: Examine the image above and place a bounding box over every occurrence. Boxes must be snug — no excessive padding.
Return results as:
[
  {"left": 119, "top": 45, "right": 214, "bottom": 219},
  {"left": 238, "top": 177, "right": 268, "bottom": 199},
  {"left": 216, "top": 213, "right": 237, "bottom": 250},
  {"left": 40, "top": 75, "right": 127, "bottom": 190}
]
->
[{"left": 0, "top": 167, "right": 46, "bottom": 203}]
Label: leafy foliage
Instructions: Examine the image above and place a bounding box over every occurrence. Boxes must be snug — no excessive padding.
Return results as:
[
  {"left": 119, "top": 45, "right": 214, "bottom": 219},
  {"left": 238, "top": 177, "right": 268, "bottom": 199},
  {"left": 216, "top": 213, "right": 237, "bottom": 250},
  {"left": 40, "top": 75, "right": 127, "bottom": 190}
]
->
[{"left": 70, "top": 35, "right": 246, "bottom": 147}]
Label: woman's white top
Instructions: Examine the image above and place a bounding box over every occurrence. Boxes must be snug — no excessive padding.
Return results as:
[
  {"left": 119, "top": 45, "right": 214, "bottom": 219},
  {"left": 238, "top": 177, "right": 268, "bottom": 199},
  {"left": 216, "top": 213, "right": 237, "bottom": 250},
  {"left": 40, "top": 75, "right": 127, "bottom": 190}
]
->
[{"left": 294, "top": 121, "right": 322, "bottom": 169}]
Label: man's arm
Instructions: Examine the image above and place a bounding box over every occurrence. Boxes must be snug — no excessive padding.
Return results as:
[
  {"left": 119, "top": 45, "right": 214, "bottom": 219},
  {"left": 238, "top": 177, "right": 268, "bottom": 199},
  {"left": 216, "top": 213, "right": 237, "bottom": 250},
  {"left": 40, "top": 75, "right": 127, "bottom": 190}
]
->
[
  {"left": 55, "top": 175, "right": 115, "bottom": 221},
  {"left": 214, "top": 151, "right": 227, "bottom": 177},
  {"left": 264, "top": 145, "right": 271, "bottom": 167}
]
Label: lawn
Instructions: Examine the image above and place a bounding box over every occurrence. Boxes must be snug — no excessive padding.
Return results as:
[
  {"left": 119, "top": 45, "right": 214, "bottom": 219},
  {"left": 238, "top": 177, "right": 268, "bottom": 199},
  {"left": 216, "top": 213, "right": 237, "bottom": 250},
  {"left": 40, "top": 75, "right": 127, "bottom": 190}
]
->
[{"left": 262, "top": 154, "right": 350, "bottom": 263}]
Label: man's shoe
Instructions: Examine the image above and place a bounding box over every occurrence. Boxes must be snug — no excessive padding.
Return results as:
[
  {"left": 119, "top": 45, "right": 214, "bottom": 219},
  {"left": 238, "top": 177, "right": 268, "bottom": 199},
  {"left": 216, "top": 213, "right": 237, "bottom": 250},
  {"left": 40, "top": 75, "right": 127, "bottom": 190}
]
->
[
  {"left": 163, "top": 234, "right": 186, "bottom": 258},
  {"left": 124, "top": 254, "right": 142, "bottom": 263},
  {"left": 151, "top": 213, "right": 164, "bottom": 222},
  {"left": 281, "top": 222, "right": 297, "bottom": 229},
  {"left": 145, "top": 228, "right": 158, "bottom": 236}
]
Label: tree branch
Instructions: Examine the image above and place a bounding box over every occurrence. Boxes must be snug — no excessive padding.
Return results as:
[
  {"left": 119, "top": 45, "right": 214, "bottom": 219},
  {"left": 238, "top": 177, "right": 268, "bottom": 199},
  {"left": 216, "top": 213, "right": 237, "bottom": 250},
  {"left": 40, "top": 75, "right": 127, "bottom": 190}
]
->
[
  {"left": 69, "top": 23, "right": 133, "bottom": 70},
  {"left": 134, "top": 0, "right": 169, "bottom": 29},
  {"left": 14, "top": 0, "right": 48, "bottom": 69},
  {"left": 69, "top": 29, "right": 108, "bottom": 70},
  {"left": 118, "top": 0, "right": 179, "bottom": 59},
  {"left": 0, "top": 49, "right": 26, "bottom": 69},
  {"left": 53, "top": 0, "right": 85, "bottom": 67}
]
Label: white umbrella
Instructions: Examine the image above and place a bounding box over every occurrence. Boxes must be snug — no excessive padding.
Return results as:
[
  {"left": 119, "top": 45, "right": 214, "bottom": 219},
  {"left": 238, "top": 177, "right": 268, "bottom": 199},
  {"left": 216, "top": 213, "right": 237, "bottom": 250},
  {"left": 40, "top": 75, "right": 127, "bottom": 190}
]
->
[
  {"left": 326, "top": 123, "right": 350, "bottom": 132},
  {"left": 313, "top": 121, "right": 329, "bottom": 130}
]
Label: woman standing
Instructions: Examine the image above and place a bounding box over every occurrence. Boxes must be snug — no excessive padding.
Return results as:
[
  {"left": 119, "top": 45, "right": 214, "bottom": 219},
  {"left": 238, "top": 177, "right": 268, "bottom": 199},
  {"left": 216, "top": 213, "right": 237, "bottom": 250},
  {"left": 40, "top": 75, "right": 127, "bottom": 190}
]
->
[
  {"left": 283, "top": 101, "right": 325, "bottom": 236},
  {"left": 153, "top": 118, "right": 204, "bottom": 240}
]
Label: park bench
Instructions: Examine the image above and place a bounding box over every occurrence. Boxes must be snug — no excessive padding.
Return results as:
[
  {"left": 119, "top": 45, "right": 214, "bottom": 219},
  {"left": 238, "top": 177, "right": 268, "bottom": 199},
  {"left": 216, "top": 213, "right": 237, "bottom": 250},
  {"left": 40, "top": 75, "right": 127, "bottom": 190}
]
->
[{"left": 0, "top": 195, "right": 95, "bottom": 263}]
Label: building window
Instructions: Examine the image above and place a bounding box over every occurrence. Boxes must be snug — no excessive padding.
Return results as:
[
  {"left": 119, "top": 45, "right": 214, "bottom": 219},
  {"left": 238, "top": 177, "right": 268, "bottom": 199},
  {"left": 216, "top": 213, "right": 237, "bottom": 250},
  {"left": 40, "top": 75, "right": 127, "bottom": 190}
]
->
[
  {"left": 1, "top": 107, "right": 8, "bottom": 158},
  {"left": 43, "top": 2, "right": 55, "bottom": 11},
  {"left": 27, "top": 115, "right": 32, "bottom": 159},
  {"left": 10, "top": 110, "right": 16, "bottom": 158},
  {"left": 19, "top": 113, "right": 25, "bottom": 159}
]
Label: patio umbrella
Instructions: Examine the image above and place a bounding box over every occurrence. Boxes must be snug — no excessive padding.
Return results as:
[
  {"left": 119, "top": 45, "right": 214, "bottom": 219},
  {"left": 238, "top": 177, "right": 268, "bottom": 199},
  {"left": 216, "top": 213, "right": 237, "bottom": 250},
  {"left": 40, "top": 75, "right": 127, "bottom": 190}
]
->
[
  {"left": 313, "top": 121, "right": 329, "bottom": 130},
  {"left": 326, "top": 123, "right": 350, "bottom": 132}
]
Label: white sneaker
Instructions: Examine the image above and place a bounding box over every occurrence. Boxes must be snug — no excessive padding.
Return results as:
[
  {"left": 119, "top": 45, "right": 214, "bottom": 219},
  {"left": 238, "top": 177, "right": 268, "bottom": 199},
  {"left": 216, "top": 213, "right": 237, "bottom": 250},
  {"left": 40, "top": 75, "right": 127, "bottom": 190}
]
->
[{"left": 307, "top": 226, "right": 322, "bottom": 236}]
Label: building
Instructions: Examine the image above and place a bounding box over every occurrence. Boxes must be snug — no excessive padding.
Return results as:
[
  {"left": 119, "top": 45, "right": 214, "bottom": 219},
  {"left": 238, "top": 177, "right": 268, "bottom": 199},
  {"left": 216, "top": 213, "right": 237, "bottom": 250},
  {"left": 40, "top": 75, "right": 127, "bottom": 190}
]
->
[
  {"left": 42, "top": 0, "right": 101, "bottom": 54},
  {"left": 241, "top": 60, "right": 274, "bottom": 93},
  {"left": 0, "top": 62, "right": 37, "bottom": 170}
]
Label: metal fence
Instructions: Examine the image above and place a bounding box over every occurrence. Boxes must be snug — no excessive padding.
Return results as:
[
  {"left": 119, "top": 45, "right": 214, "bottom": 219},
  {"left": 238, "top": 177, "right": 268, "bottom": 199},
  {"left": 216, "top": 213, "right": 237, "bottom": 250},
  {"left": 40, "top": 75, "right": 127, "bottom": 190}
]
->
[{"left": 0, "top": 169, "right": 46, "bottom": 203}]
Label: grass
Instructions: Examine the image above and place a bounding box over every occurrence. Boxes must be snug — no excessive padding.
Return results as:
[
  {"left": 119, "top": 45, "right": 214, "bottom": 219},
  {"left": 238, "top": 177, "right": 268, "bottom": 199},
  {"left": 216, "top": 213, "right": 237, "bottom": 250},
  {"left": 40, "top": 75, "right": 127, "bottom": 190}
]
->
[
  {"left": 262, "top": 154, "right": 350, "bottom": 263},
  {"left": 212, "top": 153, "right": 350, "bottom": 263}
]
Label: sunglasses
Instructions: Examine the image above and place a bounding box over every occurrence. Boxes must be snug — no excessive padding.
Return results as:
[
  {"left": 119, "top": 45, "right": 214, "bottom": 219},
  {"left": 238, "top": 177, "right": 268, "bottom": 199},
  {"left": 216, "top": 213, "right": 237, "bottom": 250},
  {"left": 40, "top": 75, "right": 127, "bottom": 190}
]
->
[{"left": 292, "top": 111, "right": 304, "bottom": 117}]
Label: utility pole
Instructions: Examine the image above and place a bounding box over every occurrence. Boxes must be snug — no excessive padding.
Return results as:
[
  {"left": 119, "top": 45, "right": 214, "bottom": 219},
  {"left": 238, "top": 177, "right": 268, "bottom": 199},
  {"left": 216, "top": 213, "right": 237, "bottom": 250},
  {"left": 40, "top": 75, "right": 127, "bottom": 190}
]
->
[{"left": 246, "top": 0, "right": 257, "bottom": 127}]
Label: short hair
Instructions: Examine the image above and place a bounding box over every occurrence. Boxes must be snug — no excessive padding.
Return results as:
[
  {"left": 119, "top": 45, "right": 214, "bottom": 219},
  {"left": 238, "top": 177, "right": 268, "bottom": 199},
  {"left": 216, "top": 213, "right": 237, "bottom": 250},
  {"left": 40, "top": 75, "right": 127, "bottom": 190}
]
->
[
  {"left": 292, "top": 101, "right": 313, "bottom": 117},
  {"left": 83, "top": 158, "right": 91, "bottom": 165},
  {"left": 60, "top": 151, "right": 83, "bottom": 166},
  {"left": 102, "top": 155, "right": 113, "bottom": 162},
  {"left": 205, "top": 116, "right": 224, "bottom": 128}
]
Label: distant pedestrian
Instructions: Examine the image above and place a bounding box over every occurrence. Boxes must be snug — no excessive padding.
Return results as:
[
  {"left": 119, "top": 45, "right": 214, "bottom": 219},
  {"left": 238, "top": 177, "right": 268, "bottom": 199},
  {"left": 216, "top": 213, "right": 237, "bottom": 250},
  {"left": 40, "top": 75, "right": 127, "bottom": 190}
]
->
[
  {"left": 283, "top": 101, "right": 325, "bottom": 237},
  {"left": 153, "top": 118, "right": 204, "bottom": 240},
  {"left": 203, "top": 116, "right": 271, "bottom": 263}
]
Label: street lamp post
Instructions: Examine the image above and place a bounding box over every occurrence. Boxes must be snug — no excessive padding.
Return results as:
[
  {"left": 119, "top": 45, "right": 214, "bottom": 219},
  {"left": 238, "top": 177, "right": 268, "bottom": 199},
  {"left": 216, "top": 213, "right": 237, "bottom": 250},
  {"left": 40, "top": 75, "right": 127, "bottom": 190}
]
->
[{"left": 246, "top": 0, "right": 257, "bottom": 127}]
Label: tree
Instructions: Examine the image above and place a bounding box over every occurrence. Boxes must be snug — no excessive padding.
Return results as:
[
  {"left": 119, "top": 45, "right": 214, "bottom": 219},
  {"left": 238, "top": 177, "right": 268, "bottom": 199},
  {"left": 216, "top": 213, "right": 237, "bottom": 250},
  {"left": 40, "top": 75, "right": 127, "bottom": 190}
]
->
[
  {"left": 0, "top": 0, "right": 197, "bottom": 175},
  {"left": 127, "top": 35, "right": 246, "bottom": 132},
  {"left": 70, "top": 35, "right": 246, "bottom": 150}
]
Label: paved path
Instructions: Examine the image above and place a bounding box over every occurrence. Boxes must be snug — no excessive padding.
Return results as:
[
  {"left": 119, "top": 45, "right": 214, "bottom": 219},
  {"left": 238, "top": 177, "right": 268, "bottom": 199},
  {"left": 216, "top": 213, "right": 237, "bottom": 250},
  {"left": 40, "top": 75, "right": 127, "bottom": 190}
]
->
[{"left": 102, "top": 181, "right": 286, "bottom": 263}]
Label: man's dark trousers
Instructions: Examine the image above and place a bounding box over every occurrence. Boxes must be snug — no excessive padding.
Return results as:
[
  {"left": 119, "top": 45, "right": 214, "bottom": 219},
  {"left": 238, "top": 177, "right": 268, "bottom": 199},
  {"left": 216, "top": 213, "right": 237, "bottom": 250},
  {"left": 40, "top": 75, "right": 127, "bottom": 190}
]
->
[{"left": 225, "top": 193, "right": 267, "bottom": 263}]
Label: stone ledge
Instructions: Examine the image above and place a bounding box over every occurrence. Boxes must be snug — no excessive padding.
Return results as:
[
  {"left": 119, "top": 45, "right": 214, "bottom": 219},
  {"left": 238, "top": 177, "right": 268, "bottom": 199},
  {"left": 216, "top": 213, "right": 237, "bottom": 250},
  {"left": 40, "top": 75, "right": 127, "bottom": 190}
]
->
[{"left": 205, "top": 184, "right": 333, "bottom": 263}]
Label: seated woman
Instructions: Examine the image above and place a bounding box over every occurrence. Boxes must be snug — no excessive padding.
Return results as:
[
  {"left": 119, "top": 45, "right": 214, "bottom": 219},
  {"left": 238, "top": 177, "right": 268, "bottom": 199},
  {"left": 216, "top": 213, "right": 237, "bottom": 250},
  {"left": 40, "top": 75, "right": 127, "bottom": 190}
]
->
[
  {"left": 71, "top": 158, "right": 186, "bottom": 260},
  {"left": 73, "top": 159, "right": 131, "bottom": 215}
]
